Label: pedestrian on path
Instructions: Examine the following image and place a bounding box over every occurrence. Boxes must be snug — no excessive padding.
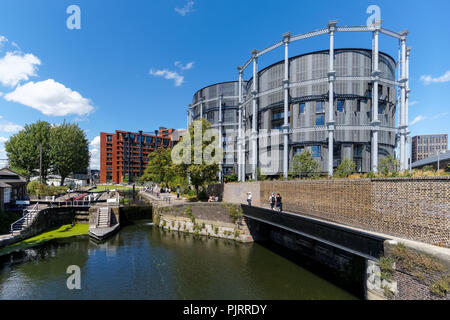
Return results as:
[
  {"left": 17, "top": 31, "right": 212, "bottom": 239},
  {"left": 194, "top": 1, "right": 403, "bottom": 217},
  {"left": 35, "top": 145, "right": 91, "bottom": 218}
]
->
[
  {"left": 176, "top": 185, "right": 180, "bottom": 199},
  {"left": 269, "top": 193, "right": 276, "bottom": 210},
  {"left": 247, "top": 192, "right": 252, "bottom": 206},
  {"left": 276, "top": 193, "right": 282, "bottom": 212}
]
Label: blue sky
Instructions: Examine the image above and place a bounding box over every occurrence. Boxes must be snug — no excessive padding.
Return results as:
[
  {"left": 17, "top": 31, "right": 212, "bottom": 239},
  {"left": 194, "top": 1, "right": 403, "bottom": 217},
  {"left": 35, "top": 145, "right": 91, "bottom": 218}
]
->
[{"left": 0, "top": 0, "right": 449, "bottom": 169}]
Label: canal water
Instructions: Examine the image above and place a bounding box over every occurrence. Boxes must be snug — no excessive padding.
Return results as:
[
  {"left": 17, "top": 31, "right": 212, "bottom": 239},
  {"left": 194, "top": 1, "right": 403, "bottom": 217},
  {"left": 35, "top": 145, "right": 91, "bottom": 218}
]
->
[{"left": 0, "top": 223, "right": 358, "bottom": 300}]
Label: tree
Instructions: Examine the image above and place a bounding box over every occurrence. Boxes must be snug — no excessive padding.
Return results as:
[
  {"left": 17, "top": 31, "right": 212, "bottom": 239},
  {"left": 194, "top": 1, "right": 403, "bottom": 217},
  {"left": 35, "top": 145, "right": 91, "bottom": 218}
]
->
[
  {"left": 142, "top": 147, "right": 175, "bottom": 185},
  {"left": 172, "top": 119, "right": 221, "bottom": 197},
  {"left": 377, "top": 155, "right": 400, "bottom": 176},
  {"left": 335, "top": 158, "right": 356, "bottom": 178},
  {"left": 291, "top": 150, "right": 320, "bottom": 179},
  {"left": 5, "top": 121, "right": 51, "bottom": 181},
  {"left": 49, "top": 122, "right": 89, "bottom": 185}
]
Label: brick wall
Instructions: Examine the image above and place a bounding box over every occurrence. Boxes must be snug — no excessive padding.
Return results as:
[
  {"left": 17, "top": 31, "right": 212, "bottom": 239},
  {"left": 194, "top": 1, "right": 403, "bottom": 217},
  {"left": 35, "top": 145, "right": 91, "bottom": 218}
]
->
[{"left": 223, "top": 177, "right": 450, "bottom": 247}]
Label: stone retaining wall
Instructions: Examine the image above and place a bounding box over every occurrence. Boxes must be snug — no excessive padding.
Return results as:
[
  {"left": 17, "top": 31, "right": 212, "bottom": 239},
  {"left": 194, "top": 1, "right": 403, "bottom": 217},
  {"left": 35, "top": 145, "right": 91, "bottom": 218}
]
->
[
  {"left": 153, "top": 203, "right": 253, "bottom": 242},
  {"left": 223, "top": 178, "right": 450, "bottom": 247}
]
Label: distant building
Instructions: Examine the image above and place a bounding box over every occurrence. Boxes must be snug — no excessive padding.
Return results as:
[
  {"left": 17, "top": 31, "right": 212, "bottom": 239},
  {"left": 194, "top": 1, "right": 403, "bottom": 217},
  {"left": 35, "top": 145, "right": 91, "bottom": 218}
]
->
[
  {"left": 0, "top": 168, "right": 27, "bottom": 211},
  {"left": 171, "top": 129, "right": 188, "bottom": 146},
  {"left": 100, "top": 129, "right": 181, "bottom": 184},
  {"left": 411, "top": 150, "right": 450, "bottom": 170},
  {"left": 411, "top": 134, "right": 448, "bottom": 163}
]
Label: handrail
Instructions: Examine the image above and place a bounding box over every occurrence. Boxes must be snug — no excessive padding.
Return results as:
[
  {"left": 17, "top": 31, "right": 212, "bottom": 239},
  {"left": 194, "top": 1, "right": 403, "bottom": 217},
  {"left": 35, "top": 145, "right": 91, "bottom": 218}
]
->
[
  {"left": 10, "top": 203, "right": 39, "bottom": 234},
  {"left": 96, "top": 208, "right": 101, "bottom": 227}
]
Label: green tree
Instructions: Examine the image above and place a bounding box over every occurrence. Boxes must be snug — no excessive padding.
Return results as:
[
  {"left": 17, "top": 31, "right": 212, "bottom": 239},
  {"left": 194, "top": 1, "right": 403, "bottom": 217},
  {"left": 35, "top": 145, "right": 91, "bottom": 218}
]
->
[
  {"left": 378, "top": 155, "right": 400, "bottom": 176},
  {"left": 49, "top": 122, "right": 89, "bottom": 185},
  {"left": 172, "top": 119, "right": 221, "bottom": 197},
  {"left": 291, "top": 150, "right": 320, "bottom": 179},
  {"left": 5, "top": 121, "right": 51, "bottom": 181},
  {"left": 122, "top": 174, "right": 129, "bottom": 184},
  {"left": 335, "top": 158, "right": 356, "bottom": 178},
  {"left": 142, "top": 147, "right": 175, "bottom": 185}
]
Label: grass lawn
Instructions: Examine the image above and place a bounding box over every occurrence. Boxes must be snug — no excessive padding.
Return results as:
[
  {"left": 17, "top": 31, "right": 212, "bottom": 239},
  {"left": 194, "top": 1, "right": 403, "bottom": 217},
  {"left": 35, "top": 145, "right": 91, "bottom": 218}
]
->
[
  {"left": 89, "top": 185, "right": 138, "bottom": 192},
  {"left": 0, "top": 224, "right": 89, "bottom": 256}
]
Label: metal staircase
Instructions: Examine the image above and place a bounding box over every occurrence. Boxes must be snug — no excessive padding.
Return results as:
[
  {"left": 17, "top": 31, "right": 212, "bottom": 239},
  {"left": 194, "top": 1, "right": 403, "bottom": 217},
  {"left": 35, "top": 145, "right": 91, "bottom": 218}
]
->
[{"left": 10, "top": 203, "right": 40, "bottom": 235}]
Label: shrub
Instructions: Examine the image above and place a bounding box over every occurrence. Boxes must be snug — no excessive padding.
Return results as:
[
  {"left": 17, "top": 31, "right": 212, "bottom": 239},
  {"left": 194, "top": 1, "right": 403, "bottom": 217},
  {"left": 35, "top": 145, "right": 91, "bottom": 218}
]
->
[
  {"left": 378, "top": 155, "right": 400, "bottom": 176},
  {"left": 197, "top": 190, "right": 209, "bottom": 201},
  {"left": 422, "top": 165, "right": 434, "bottom": 172},
  {"left": 225, "top": 174, "right": 238, "bottom": 183},
  {"left": 334, "top": 158, "right": 356, "bottom": 178},
  {"left": 291, "top": 150, "right": 320, "bottom": 179}
]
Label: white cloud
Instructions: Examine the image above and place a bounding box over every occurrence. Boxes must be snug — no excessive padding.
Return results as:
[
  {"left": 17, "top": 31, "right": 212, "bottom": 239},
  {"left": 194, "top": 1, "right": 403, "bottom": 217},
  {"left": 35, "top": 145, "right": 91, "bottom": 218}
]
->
[
  {"left": 4, "top": 79, "right": 94, "bottom": 116},
  {"left": 0, "top": 136, "right": 8, "bottom": 143},
  {"left": 0, "top": 36, "right": 8, "bottom": 47},
  {"left": 410, "top": 115, "right": 426, "bottom": 126},
  {"left": 409, "top": 101, "right": 418, "bottom": 106},
  {"left": 149, "top": 69, "right": 184, "bottom": 87},
  {"left": 0, "top": 51, "right": 41, "bottom": 87},
  {"left": 175, "top": 1, "right": 195, "bottom": 16},
  {"left": 420, "top": 70, "right": 450, "bottom": 85},
  {"left": 89, "top": 136, "right": 100, "bottom": 170},
  {"left": 175, "top": 61, "right": 194, "bottom": 70},
  {"left": 0, "top": 122, "right": 23, "bottom": 133}
]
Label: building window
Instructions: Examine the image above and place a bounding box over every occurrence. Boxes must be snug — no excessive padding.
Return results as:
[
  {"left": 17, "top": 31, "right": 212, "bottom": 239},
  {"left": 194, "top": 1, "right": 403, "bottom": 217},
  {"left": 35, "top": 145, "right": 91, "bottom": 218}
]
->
[
  {"left": 293, "top": 146, "right": 304, "bottom": 155},
  {"left": 356, "top": 100, "right": 361, "bottom": 112},
  {"left": 337, "top": 100, "right": 345, "bottom": 112},
  {"left": 271, "top": 109, "right": 289, "bottom": 130},
  {"left": 333, "top": 144, "right": 341, "bottom": 159},
  {"left": 316, "top": 101, "right": 325, "bottom": 126},
  {"left": 107, "top": 135, "right": 112, "bottom": 142},
  {"left": 299, "top": 103, "right": 305, "bottom": 114},
  {"left": 353, "top": 145, "right": 363, "bottom": 158},
  {"left": 312, "top": 145, "right": 321, "bottom": 158},
  {"left": 378, "top": 103, "right": 386, "bottom": 114},
  {"left": 316, "top": 101, "right": 324, "bottom": 113},
  {"left": 316, "top": 114, "right": 325, "bottom": 126}
]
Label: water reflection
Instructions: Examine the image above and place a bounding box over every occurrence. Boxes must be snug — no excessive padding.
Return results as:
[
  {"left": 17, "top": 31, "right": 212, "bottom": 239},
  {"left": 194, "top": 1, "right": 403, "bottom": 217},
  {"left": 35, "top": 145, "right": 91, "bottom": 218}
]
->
[{"left": 0, "top": 223, "right": 357, "bottom": 300}]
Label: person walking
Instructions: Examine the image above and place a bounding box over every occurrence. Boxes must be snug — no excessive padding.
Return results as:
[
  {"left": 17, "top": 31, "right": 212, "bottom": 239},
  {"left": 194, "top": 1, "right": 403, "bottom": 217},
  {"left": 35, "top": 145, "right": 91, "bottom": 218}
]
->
[
  {"left": 276, "top": 193, "right": 282, "bottom": 212},
  {"left": 269, "top": 192, "right": 276, "bottom": 210},
  {"left": 247, "top": 192, "right": 252, "bottom": 206},
  {"left": 176, "top": 185, "right": 180, "bottom": 199}
]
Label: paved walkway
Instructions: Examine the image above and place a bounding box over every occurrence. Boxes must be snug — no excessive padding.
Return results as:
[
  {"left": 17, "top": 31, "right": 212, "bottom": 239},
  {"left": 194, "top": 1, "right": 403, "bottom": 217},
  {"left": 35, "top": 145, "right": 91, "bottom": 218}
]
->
[{"left": 140, "top": 191, "right": 188, "bottom": 207}]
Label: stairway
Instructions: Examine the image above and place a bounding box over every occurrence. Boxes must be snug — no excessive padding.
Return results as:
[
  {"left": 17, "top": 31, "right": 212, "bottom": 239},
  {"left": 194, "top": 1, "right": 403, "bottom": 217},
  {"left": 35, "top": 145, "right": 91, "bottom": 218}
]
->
[
  {"left": 97, "top": 207, "right": 110, "bottom": 228},
  {"left": 10, "top": 209, "right": 39, "bottom": 235}
]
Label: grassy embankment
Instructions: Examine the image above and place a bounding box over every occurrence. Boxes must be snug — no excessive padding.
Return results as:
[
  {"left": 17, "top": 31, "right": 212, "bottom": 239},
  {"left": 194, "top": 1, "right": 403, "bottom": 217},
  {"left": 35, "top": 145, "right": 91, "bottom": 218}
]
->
[
  {"left": 89, "top": 185, "right": 138, "bottom": 192},
  {"left": 0, "top": 224, "right": 89, "bottom": 256}
]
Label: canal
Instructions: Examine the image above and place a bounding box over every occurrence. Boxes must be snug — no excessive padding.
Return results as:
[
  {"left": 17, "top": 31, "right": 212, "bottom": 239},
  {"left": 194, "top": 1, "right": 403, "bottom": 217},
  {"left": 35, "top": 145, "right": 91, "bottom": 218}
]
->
[{"left": 0, "top": 222, "right": 358, "bottom": 300}]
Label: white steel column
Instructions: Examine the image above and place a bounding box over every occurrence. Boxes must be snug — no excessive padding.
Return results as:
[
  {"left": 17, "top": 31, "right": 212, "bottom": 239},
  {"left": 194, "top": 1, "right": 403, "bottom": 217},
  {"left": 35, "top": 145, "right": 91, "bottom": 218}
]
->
[
  {"left": 371, "top": 20, "right": 381, "bottom": 172},
  {"left": 187, "top": 109, "right": 190, "bottom": 128},
  {"left": 282, "top": 32, "right": 290, "bottom": 180},
  {"left": 404, "top": 47, "right": 411, "bottom": 170},
  {"left": 238, "top": 67, "right": 244, "bottom": 181},
  {"left": 327, "top": 21, "right": 337, "bottom": 177},
  {"left": 200, "top": 97, "right": 204, "bottom": 120},
  {"left": 218, "top": 93, "right": 223, "bottom": 183},
  {"left": 399, "top": 32, "right": 408, "bottom": 171},
  {"left": 251, "top": 49, "right": 258, "bottom": 180}
]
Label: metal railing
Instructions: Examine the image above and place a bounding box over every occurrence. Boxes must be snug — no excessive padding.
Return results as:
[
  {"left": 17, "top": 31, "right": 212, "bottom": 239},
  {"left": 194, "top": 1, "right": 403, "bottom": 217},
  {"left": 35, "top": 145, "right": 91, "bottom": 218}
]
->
[
  {"left": 10, "top": 203, "right": 40, "bottom": 234},
  {"left": 49, "top": 200, "right": 92, "bottom": 207}
]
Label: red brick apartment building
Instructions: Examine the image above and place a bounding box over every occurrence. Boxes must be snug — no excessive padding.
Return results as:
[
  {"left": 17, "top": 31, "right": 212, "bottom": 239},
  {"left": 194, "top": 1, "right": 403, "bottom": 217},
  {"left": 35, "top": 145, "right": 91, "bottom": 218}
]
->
[{"left": 100, "top": 128, "right": 176, "bottom": 184}]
